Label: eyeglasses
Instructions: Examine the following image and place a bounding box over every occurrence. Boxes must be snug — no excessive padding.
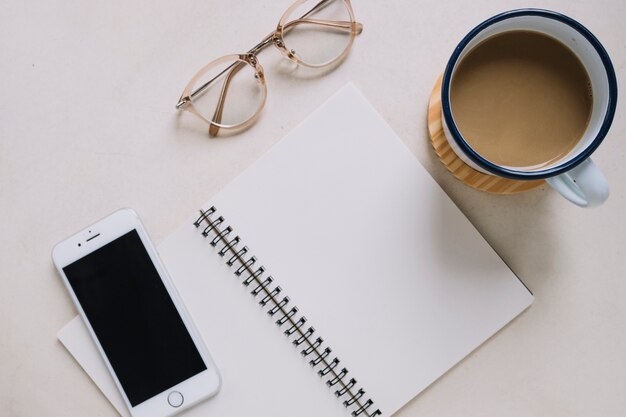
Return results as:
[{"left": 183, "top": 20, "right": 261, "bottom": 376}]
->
[{"left": 176, "top": 0, "right": 362, "bottom": 137}]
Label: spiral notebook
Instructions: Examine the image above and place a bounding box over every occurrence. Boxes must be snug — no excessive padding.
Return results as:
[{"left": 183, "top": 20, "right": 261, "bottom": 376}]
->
[{"left": 58, "top": 83, "right": 533, "bottom": 417}]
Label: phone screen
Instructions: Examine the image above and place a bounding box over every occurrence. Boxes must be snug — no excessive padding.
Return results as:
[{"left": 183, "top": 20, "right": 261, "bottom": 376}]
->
[{"left": 63, "top": 229, "right": 207, "bottom": 407}]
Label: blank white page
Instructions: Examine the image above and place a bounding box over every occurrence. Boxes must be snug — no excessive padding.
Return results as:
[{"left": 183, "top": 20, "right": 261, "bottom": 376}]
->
[
  {"left": 60, "top": 84, "right": 533, "bottom": 417},
  {"left": 164, "top": 83, "right": 533, "bottom": 415}
]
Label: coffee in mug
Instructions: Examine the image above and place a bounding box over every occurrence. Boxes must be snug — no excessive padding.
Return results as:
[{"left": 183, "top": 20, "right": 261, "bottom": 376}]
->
[
  {"left": 440, "top": 10, "right": 618, "bottom": 208},
  {"left": 450, "top": 30, "right": 593, "bottom": 169}
]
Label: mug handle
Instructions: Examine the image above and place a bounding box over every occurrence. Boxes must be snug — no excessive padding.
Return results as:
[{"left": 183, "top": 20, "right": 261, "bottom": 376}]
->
[{"left": 546, "top": 158, "right": 609, "bottom": 207}]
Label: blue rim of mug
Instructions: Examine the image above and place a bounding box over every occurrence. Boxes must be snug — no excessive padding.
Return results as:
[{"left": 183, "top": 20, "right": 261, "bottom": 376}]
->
[{"left": 441, "top": 9, "right": 618, "bottom": 180}]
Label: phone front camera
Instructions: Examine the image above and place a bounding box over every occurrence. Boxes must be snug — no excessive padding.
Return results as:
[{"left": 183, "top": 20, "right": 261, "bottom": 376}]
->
[{"left": 78, "top": 243, "right": 82, "bottom": 247}]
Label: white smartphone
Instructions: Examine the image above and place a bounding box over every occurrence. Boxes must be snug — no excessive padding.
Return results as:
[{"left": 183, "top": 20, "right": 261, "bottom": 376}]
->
[{"left": 52, "top": 208, "right": 221, "bottom": 417}]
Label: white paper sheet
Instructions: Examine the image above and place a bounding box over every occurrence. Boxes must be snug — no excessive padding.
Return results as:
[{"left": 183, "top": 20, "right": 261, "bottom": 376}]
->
[{"left": 58, "top": 83, "right": 533, "bottom": 417}]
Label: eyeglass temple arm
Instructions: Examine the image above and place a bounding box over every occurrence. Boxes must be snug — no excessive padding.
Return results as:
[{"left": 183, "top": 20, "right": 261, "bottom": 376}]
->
[
  {"left": 241, "top": 0, "right": 345, "bottom": 56},
  {"left": 287, "top": 18, "right": 362, "bottom": 35},
  {"left": 248, "top": 19, "right": 362, "bottom": 56}
]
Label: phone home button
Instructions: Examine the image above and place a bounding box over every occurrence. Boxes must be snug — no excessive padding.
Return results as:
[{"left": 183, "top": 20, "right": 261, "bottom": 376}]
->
[{"left": 167, "top": 391, "right": 184, "bottom": 408}]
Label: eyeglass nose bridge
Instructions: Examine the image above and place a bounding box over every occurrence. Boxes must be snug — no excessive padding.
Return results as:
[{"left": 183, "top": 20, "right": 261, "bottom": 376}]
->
[
  {"left": 246, "top": 36, "right": 298, "bottom": 67},
  {"left": 244, "top": 37, "right": 299, "bottom": 70},
  {"left": 247, "top": 32, "right": 281, "bottom": 57}
]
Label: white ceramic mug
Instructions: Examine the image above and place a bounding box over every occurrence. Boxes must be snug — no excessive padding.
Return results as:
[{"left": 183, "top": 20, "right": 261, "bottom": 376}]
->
[{"left": 441, "top": 9, "right": 618, "bottom": 207}]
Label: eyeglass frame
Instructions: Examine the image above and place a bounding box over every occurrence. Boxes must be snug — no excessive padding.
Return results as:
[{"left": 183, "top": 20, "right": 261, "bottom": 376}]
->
[{"left": 176, "top": 0, "right": 363, "bottom": 136}]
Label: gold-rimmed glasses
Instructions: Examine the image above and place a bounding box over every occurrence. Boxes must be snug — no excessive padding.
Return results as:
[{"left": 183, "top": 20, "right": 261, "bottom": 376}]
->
[{"left": 176, "top": 0, "right": 363, "bottom": 137}]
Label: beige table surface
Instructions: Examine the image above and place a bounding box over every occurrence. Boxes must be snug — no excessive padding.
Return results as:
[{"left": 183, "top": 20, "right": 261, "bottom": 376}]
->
[{"left": 1, "top": 0, "right": 625, "bottom": 416}]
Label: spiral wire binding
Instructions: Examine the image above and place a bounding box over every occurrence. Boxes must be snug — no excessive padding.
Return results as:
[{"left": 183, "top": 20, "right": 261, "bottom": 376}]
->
[{"left": 194, "top": 207, "right": 382, "bottom": 417}]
